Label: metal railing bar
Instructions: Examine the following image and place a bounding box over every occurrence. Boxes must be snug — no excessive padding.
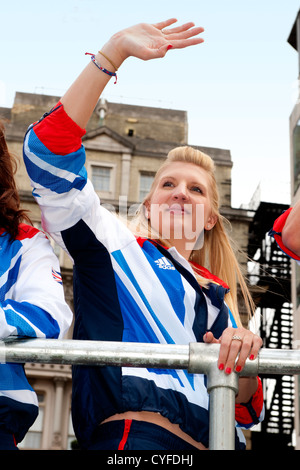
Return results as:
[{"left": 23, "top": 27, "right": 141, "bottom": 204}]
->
[
  {"left": 0, "top": 338, "right": 190, "bottom": 369},
  {"left": 2, "top": 338, "right": 300, "bottom": 376},
  {"left": 2, "top": 338, "right": 300, "bottom": 450}
]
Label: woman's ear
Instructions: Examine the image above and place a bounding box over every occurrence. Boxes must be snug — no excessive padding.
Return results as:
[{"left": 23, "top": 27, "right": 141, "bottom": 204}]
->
[
  {"left": 144, "top": 200, "right": 150, "bottom": 220},
  {"left": 205, "top": 214, "right": 218, "bottom": 231}
]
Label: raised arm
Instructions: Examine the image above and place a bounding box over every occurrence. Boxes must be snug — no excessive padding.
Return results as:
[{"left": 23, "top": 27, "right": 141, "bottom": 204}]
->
[{"left": 60, "top": 19, "right": 204, "bottom": 128}]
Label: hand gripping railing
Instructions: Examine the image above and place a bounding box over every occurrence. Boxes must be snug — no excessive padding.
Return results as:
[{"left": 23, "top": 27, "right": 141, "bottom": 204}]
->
[{"left": 1, "top": 338, "right": 300, "bottom": 450}]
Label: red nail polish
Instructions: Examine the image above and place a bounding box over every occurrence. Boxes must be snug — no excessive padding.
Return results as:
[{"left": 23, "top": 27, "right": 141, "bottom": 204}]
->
[
  {"left": 236, "top": 365, "right": 242, "bottom": 372},
  {"left": 167, "top": 45, "right": 173, "bottom": 50},
  {"left": 225, "top": 367, "right": 231, "bottom": 374},
  {"left": 249, "top": 354, "right": 254, "bottom": 360},
  {"left": 219, "top": 363, "right": 224, "bottom": 371}
]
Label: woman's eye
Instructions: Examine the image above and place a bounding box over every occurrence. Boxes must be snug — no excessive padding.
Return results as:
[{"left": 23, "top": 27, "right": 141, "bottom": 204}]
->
[
  {"left": 162, "top": 181, "right": 174, "bottom": 187},
  {"left": 191, "top": 186, "right": 202, "bottom": 193}
]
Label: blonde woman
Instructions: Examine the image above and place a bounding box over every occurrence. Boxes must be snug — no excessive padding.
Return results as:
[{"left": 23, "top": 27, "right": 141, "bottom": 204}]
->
[{"left": 23, "top": 19, "right": 263, "bottom": 450}]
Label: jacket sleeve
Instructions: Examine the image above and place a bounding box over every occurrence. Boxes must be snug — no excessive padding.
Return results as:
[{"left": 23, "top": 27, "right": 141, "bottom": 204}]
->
[
  {"left": 23, "top": 102, "right": 134, "bottom": 256},
  {"left": 0, "top": 228, "right": 73, "bottom": 339},
  {"left": 23, "top": 102, "right": 94, "bottom": 236},
  {"left": 235, "top": 376, "right": 264, "bottom": 428},
  {"left": 269, "top": 208, "right": 300, "bottom": 262}
]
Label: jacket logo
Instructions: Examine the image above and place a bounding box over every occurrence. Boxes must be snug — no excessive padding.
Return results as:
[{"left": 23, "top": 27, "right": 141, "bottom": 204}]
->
[
  {"left": 52, "top": 268, "right": 63, "bottom": 285},
  {"left": 154, "top": 257, "right": 175, "bottom": 270}
]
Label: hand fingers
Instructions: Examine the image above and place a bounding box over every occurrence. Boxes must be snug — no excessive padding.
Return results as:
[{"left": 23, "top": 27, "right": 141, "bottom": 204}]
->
[
  {"left": 203, "top": 331, "right": 219, "bottom": 344},
  {"left": 163, "top": 26, "right": 205, "bottom": 40},
  {"left": 165, "top": 36, "right": 205, "bottom": 50},
  {"left": 152, "top": 20, "right": 204, "bottom": 50},
  {"left": 160, "top": 21, "right": 197, "bottom": 35},
  {"left": 128, "top": 21, "right": 204, "bottom": 61},
  {"left": 222, "top": 333, "right": 249, "bottom": 374},
  {"left": 153, "top": 36, "right": 204, "bottom": 60},
  {"left": 155, "top": 35, "right": 204, "bottom": 59},
  {"left": 152, "top": 18, "right": 178, "bottom": 30},
  {"left": 235, "top": 333, "right": 262, "bottom": 372},
  {"left": 248, "top": 334, "right": 263, "bottom": 362},
  {"left": 162, "top": 26, "right": 205, "bottom": 51},
  {"left": 217, "top": 328, "right": 238, "bottom": 373},
  {"left": 217, "top": 328, "right": 262, "bottom": 374}
]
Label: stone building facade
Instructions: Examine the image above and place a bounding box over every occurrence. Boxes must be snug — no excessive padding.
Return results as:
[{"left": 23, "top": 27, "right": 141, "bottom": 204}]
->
[{"left": 0, "top": 91, "right": 253, "bottom": 449}]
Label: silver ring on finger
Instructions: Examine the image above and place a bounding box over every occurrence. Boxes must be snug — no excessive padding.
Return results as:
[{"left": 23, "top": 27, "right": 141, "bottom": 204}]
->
[{"left": 232, "top": 334, "right": 242, "bottom": 342}]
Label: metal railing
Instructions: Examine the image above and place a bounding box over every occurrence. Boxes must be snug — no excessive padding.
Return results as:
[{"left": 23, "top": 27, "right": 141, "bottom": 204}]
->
[{"left": 1, "top": 338, "right": 300, "bottom": 450}]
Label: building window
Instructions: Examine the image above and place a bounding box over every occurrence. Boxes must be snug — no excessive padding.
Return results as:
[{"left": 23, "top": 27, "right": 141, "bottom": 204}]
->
[
  {"left": 293, "top": 119, "right": 300, "bottom": 193},
  {"left": 91, "top": 165, "right": 111, "bottom": 192},
  {"left": 18, "top": 393, "right": 45, "bottom": 449},
  {"left": 88, "top": 162, "right": 116, "bottom": 198},
  {"left": 139, "top": 173, "right": 155, "bottom": 202}
]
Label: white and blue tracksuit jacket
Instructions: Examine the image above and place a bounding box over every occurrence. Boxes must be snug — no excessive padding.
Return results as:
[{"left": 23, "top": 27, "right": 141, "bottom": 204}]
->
[
  {"left": 0, "top": 223, "right": 72, "bottom": 442},
  {"left": 23, "top": 103, "right": 264, "bottom": 449}
]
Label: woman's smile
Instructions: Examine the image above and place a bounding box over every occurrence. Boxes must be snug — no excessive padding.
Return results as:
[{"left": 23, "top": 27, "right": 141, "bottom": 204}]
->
[{"left": 167, "top": 203, "right": 191, "bottom": 215}]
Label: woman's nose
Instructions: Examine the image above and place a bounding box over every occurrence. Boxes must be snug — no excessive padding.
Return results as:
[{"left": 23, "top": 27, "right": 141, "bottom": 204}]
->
[{"left": 171, "top": 184, "right": 188, "bottom": 200}]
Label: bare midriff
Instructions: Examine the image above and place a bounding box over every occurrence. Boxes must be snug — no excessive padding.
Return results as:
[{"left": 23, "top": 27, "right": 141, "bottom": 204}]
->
[{"left": 101, "top": 411, "right": 207, "bottom": 450}]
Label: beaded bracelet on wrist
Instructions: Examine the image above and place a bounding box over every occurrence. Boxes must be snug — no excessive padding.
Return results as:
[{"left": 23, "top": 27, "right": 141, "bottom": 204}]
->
[{"left": 85, "top": 53, "right": 117, "bottom": 84}]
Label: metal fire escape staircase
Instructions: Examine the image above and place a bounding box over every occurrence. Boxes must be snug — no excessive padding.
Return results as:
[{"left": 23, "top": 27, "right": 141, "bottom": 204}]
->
[{"left": 248, "top": 202, "right": 294, "bottom": 449}]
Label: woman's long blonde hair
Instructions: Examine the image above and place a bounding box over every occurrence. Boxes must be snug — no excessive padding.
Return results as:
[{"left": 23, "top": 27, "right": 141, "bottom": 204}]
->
[{"left": 129, "top": 146, "right": 255, "bottom": 326}]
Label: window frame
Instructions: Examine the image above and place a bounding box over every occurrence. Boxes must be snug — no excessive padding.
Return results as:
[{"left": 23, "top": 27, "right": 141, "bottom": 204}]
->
[
  {"left": 139, "top": 171, "right": 155, "bottom": 202},
  {"left": 87, "top": 161, "right": 117, "bottom": 199}
]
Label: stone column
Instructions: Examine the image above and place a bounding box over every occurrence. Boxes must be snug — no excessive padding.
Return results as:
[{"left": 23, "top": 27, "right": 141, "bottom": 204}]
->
[
  {"left": 50, "top": 377, "right": 67, "bottom": 450},
  {"left": 120, "top": 152, "right": 132, "bottom": 198}
]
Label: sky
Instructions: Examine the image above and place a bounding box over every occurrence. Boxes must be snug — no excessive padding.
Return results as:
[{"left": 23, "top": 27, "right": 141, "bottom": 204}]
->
[{"left": 1, "top": 0, "right": 299, "bottom": 208}]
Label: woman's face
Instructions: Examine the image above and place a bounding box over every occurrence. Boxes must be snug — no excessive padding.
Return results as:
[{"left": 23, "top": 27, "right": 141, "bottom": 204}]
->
[{"left": 145, "top": 161, "right": 217, "bottom": 255}]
